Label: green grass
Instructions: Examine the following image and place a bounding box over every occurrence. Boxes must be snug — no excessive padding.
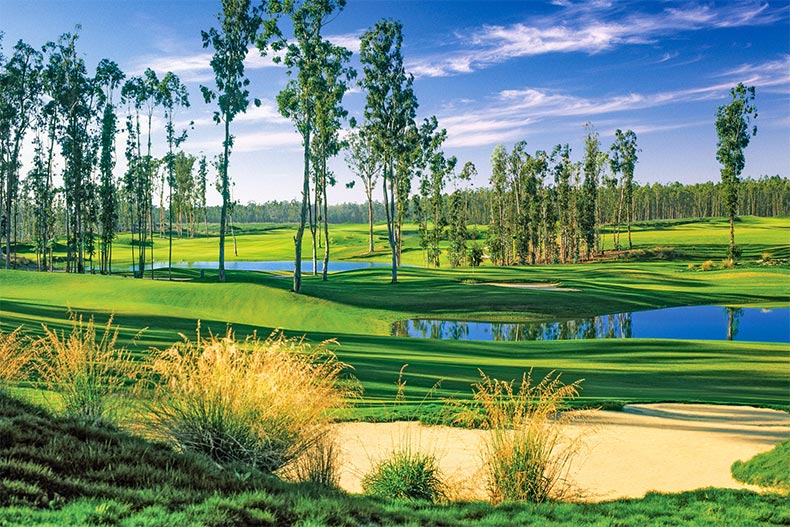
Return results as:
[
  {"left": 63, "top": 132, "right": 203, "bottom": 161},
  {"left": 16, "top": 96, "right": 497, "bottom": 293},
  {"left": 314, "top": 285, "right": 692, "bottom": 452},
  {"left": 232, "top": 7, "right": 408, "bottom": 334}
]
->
[
  {"left": 732, "top": 440, "right": 790, "bottom": 492},
  {"left": 1, "top": 391, "right": 788, "bottom": 526}
]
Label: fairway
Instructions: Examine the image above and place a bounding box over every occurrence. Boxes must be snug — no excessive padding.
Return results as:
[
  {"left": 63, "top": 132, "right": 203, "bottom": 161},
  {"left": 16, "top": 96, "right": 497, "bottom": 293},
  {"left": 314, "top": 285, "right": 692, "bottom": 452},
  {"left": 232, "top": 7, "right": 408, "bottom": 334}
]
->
[{"left": 3, "top": 217, "right": 789, "bottom": 410}]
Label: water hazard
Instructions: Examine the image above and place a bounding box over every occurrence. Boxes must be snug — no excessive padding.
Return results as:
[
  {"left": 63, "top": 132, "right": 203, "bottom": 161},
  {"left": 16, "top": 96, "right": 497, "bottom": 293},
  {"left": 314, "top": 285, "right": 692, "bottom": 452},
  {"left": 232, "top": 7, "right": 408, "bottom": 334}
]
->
[
  {"left": 128, "top": 260, "right": 389, "bottom": 273},
  {"left": 393, "top": 306, "right": 790, "bottom": 343}
]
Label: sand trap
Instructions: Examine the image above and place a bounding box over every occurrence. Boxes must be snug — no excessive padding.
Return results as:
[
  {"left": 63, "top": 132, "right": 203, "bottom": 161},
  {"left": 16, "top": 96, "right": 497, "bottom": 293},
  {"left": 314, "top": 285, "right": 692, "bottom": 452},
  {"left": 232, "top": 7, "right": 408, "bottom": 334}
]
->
[
  {"left": 483, "top": 282, "right": 580, "bottom": 292},
  {"left": 333, "top": 404, "right": 790, "bottom": 502}
]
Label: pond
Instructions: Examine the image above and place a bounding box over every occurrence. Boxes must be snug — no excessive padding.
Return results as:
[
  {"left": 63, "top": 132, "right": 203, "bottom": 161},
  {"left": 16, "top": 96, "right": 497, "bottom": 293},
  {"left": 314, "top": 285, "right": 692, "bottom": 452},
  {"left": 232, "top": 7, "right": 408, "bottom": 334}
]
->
[
  {"left": 393, "top": 306, "right": 790, "bottom": 343},
  {"left": 127, "top": 260, "right": 389, "bottom": 273}
]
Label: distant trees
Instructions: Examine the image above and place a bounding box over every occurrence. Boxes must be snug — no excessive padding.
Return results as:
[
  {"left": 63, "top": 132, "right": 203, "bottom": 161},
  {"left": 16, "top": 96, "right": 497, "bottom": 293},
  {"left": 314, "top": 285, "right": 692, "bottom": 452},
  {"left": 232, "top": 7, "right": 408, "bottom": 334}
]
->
[
  {"left": 609, "top": 129, "right": 639, "bottom": 250},
  {"left": 716, "top": 83, "right": 757, "bottom": 259},
  {"left": 345, "top": 127, "right": 380, "bottom": 253}
]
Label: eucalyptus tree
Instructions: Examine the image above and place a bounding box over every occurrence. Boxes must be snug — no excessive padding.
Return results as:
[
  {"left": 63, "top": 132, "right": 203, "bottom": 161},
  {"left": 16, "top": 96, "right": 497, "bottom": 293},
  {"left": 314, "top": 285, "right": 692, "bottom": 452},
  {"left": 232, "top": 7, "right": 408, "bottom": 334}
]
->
[
  {"left": 121, "top": 76, "right": 146, "bottom": 275},
  {"left": 261, "top": 0, "right": 348, "bottom": 291},
  {"left": 419, "top": 116, "right": 455, "bottom": 267},
  {"left": 715, "top": 83, "right": 757, "bottom": 260},
  {"left": 488, "top": 144, "right": 509, "bottom": 265},
  {"left": 0, "top": 39, "right": 43, "bottom": 268},
  {"left": 201, "top": 0, "right": 262, "bottom": 283},
  {"left": 448, "top": 161, "right": 475, "bottom": 267},
  {"left": 359, "top": 19, "right": 418, "bottom": 283},
  {"left": 173, "top": 152, "right": 196, "bottom": 236},
  {"left": 344, "top": 126, "right": 379, "bottom": 253},
  {"left": 196, "top": 154, "right": 208, "bottom": 235},
  {"left": 159, "top": 71, "right": 190, "bottom": 280},
  {"left": 44, "top": 31, "right": 100, "bottom": 273},
  {"left": 609, "top": 129, "right": 639, "bottom": 250},
  {"left": 28, "top": 133, "right": 55, "bottom": 270},
  {"left": 551, "top": 144, "right": 575, "bottom": 263},
  {"left": 94, "top": 59, "right": 124, "bottom": 274},
  {"left": 580, "top": 123, "right": 604, "bottom": 259}
]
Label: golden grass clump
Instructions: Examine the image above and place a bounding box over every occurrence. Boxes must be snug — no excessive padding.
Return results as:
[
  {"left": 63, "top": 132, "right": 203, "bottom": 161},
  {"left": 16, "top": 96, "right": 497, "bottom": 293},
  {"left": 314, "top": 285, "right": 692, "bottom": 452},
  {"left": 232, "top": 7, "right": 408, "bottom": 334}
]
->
[
  {"left": 33, "top": 314, "right": 138, "bottom": 423},
  {"left": 701, "top": 260, "right": 715, "bottom": 271},
  {"left": 472, "top": 369, "right": 582, "bottom": 504},
  {"left": 0, "top": 326, "right": 32, "bottom": 383},
  {"left": 146, "top": 326, "right": 355, "bottom": 474}
]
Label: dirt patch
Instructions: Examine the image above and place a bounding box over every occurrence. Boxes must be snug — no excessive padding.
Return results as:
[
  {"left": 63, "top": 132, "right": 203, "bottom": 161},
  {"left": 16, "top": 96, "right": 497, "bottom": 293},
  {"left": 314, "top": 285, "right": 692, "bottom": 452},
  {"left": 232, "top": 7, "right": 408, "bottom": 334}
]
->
[
  {"left": 333, "top": 404, "right": 790, "bottom": 502},
  {"left": 483, "top": 282, "right": 580, "bottom": 292}
]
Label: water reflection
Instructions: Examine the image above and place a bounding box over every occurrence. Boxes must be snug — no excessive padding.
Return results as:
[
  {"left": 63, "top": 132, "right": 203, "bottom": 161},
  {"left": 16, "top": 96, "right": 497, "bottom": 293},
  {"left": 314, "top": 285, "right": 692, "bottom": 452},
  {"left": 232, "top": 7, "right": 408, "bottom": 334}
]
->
[{"left": 394, "top": 306, "right": 789, "bottom": 343}]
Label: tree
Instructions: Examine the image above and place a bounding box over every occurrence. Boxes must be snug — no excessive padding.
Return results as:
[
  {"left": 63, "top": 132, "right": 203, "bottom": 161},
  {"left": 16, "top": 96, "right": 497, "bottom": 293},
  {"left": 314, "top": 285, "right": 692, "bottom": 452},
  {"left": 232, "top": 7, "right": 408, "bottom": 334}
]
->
[
  {"left": 344, "top": 126, "right": 380, "bottom": 253},
  {"left": 580, "top": 123, "right": 604, "bottom": 259},
  {"left": 159, "top": 71, "right": 189, "bottom": 280},
  {"left": 0, "top": 40, "right": 43, "bottom": 268},
  {"left": 610, "top": 129, "right": 638, "bottom": 250},
  {"left": 94, "top": 59, "right": 125, "bottom": 274},
  {"left": 448, "top": 161, "right": 475, "bottom": 267},
  {"left": 359, "top": 19, "right": 418, "bottom": 284},
  {"left": 488, "top": 144, "right": 509, "bottom": 265},
  {"left": 201, "top": 0, "right": 262, "bottom": 283},
  {"left": 262, "top": 0, "right": 349, "bottom": 291},
  {"left": 715, "top": 83, "right": 757, "bottom": 260}
]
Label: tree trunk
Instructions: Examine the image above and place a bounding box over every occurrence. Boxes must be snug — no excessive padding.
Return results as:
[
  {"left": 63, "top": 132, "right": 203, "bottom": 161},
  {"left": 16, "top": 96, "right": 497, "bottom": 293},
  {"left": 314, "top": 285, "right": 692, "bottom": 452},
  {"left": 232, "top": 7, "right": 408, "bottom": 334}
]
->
[
  {"left": 322, "top": 155, "right": 329, "bottom": 281},
  {"left": 219, "top": 118, "right": 229, "bottom": 283},
  {"left": 294, "top": 111, "right": 311, "bottom": 294},
  {"left": 367, "top": 184, "right": 374, "bottom": 253}
]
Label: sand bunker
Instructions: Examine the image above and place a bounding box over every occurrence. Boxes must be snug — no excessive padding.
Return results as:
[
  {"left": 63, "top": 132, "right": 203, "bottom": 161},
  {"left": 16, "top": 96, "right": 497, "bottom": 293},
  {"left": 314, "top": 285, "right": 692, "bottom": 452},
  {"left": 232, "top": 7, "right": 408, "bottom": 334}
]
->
[
  {"left": 483, "top": 282, "right": 580, "bottom": 292},
  {"left": 333, "top": 404, "right": 790, "bottom": 502}
]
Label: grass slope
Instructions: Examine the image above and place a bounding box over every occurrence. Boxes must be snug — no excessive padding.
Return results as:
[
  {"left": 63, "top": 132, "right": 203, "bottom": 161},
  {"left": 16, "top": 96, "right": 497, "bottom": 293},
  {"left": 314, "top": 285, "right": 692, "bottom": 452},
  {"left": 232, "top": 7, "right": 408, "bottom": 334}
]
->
[
  {"left": 1, "top": 392, "right": 787, "bottom": 527},
  {"left": 732, "top": 441, "right": 790, "bottom": 492}
]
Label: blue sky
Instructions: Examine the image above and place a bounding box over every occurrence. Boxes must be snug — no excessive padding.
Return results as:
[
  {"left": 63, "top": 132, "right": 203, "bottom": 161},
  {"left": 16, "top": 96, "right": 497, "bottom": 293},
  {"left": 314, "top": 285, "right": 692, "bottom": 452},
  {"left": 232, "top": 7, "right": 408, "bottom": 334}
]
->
[{"left": 2, "top": 0, "right": 788, "bottom": 205}]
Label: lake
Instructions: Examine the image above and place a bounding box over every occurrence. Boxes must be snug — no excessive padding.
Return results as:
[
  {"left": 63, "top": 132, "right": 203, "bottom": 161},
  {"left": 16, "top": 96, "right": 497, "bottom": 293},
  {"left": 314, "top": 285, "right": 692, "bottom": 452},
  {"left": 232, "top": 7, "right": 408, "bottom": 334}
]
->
[
  {"left": 128, "top": 260, "right": 389, "bottom": 273},
  {"left": 393, "top": 306, "right": 790, "bottom": 343}
]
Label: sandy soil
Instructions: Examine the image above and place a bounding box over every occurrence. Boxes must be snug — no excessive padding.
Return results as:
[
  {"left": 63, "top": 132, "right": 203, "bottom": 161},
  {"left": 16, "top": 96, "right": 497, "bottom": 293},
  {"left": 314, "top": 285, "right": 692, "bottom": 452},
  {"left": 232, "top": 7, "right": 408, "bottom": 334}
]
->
[
  {"left": 482, "top": 282, "right": 580, "bottom": 291},
  {"left": 333, "top": 404, "right": 790, "bottom": 502}
]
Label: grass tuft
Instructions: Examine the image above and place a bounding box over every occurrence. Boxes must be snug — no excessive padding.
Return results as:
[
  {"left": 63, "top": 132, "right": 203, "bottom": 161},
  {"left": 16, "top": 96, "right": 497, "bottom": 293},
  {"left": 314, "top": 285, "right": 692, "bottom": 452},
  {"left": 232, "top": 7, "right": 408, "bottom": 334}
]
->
[
  {"left": 0, "top": 326, "right": 32, "bottom": 384},
  {"left": 362, "top": 446, "right": 447, "bottom": 502},
  {"left": 145, "top": 325, "right": 356, "bottom": 473},
  {"left": 471, "top": 369, "right": 582, "bottom": 504},
  {"left": 32, "top": 314, "right": 140, "bottom": 424},
  {"left": 731, "top": 440, "right": 790, "bottom": 492}
]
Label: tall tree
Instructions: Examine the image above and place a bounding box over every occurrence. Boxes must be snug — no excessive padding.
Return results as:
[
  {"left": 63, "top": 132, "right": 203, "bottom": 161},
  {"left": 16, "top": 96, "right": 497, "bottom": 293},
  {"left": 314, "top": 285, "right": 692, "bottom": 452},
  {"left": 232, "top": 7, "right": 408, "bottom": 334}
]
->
[
  {"left": 159, "top": 71, "right": 189, "bottom": 280},
  {"left": 94, "top": 59, "right": 125, "bottom": 274},
  {"left": 715, "top": 83, "right": 757, "bottom": 260},
  {"left": 448, "top": 161, "right": 475, "bottom": 267},
  {"left": 609, "top": 129, "right": 639, "bottom": 250},
  {"left": 344, "top": 126, "right": 379, "bottom": 253},
  {"left": 0, "top": 40, "right": 43, "bottom": 268},
  {"left": 580, "top": 123, "right": 604, "bottom": 260},
  {"left": 262, "top": 0, "right": 347, "bottom": 291},
  {"left": 359, "top": 19, "right": 418, "bottom": 283},
  {"left": 201, "top": 0, "right": 262, "bottom": 283},
  {"left": 488, "top": 144, "right": 509, "bottom": 265}
]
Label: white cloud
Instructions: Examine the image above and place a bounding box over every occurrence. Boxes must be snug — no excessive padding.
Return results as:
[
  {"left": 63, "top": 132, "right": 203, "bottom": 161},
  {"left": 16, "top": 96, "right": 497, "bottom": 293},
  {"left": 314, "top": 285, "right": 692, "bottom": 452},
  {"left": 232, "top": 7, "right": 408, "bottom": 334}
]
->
[
  {"left": 409, "top": 1, "right": 783, "bottom": 77},
  {"left": 327, "top": 32, "right": 361, "bottom": 54}
]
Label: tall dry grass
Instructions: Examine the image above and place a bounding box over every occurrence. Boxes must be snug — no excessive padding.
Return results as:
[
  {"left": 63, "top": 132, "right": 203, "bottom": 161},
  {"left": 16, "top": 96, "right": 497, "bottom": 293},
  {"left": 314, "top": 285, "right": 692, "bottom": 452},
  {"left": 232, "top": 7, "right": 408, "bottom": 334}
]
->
[
  {"left": 0, "top": 326, "right": 32, "bottom": 384},
  {"left": 471, "top": 369, "right": 583, "bottom": 504},
  {"left": 33, "top": 314, "right": 139, "bottom": 423},
  {"left": 146, "top": 326, "right": 356, "bottom": 474}
]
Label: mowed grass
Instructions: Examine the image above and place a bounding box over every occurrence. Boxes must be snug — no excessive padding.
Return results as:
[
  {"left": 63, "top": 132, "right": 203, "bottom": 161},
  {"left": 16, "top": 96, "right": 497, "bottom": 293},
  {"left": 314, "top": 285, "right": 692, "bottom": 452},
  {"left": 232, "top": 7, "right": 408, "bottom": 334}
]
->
[
  {"left": 14, "top": 215, "right": 789, "bottom": 270},
  {"left": 2, "top": 219, "right": 788, "bottom": 410}
]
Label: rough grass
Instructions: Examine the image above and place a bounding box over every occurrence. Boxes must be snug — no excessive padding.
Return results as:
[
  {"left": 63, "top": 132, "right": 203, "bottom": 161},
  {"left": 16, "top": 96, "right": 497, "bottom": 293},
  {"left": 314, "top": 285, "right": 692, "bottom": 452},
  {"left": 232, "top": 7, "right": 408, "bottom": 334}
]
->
[
  {"left": 0, "top": 326, "right": 30, "bottom": 383},
  {"left": 731, "top": 440, "right": 790, "bottom": 492},
  {"left": 145, "top": 327, "right": 356, "bottom": 473},
  {"left": 468, "top": 370, "right": 582, "bottom": 503},
  {"left": 32, "top": 314, "right": 142, "bottom": 424},
  {"left": 362, "top": 447, "right": 447, "bottom": 503}
]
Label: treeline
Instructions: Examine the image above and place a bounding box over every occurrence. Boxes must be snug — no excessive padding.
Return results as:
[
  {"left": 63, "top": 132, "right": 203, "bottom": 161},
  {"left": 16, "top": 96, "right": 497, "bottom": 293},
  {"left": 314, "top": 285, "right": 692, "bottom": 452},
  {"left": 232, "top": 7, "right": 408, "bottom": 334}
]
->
[{"left": 198, "top": 174, "right": 788, "bottom": 226}]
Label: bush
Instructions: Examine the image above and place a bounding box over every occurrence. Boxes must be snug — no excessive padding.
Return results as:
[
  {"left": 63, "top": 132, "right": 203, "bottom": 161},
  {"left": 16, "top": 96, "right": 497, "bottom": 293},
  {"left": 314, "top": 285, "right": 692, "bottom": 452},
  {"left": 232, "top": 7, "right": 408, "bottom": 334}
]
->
[
  {"left": 0, "top": 326, "right": 31, "bottom": 384},
  {"left": 283, "top": 435, "right": 340, "bottom": 488},
  {"left": 721, "top": 258, "right": 735, "bottom": 269},
  {"left": 701, "top": 260, "right": 715, "bottom": 271},
  {"left": 146, "top": 327, "right": 355, "bottom": 473},
  {"left": 473, "top": 369, "right": 582, "bottom": 504},
  {"left": 362, "top": 447, "right": 446, "bottom": 502},
  {"left": 469, "top": 243, "right": 484, "bottom": 267},
  {"left": 33, "top": 314, "right": 139, "bottom": 423}
]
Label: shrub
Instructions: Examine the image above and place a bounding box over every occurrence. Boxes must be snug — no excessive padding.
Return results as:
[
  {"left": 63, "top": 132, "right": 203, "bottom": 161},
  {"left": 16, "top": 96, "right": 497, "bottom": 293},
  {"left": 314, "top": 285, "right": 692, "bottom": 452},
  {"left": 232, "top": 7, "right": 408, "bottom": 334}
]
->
[
  {"left": 721, "top": 258, "right": 735, "bottom": 269},
  {"left": 33, "top": 314, "right": 138, "bottom": 423},
  {"left": 701, "top": 260, "right": 715, "bottom": 271},
  {"left": 761, "top": 252, "right": 773, "bottom": 263},
  {"left": 362, "top": 447, "right": 446, "bottom": 502},
  {"left": 686, "top": 263, "right": 696, "bottom": 271},
  {"left": 469, "top": 243, "right": 484, "bottom": 267},
  {"left": 473, "top": 369, "right": 582, "bottom": 504},
  {"left": 0, "top": 326, "right": 31, "bottom": 384},
  {"left": 146, "top": 327, "right": 355, "bottom": 473},
  {"left": 284, "top": 435, "right": 340, "bottom": 488}
]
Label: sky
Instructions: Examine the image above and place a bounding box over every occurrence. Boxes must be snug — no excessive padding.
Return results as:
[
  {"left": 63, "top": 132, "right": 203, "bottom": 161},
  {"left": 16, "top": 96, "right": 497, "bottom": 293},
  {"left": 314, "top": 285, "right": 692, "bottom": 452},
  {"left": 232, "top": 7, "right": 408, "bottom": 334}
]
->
[{"left": 2, "top": 0, "right": 788, "bottom": 206}]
